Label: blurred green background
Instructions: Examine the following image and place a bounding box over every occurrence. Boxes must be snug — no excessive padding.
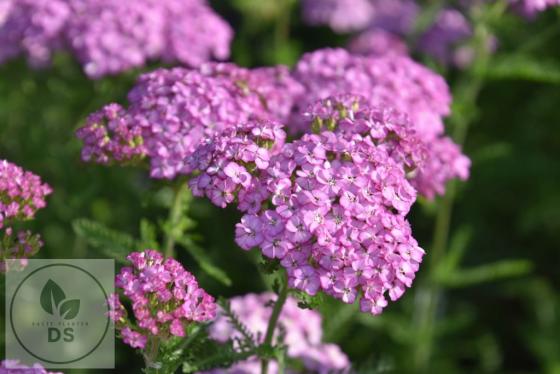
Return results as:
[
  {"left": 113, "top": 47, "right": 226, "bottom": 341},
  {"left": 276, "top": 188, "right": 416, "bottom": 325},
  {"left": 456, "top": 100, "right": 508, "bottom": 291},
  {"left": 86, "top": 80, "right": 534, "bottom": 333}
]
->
[{"left": 1, "top": 1, "right": 559, "bottom": 373}]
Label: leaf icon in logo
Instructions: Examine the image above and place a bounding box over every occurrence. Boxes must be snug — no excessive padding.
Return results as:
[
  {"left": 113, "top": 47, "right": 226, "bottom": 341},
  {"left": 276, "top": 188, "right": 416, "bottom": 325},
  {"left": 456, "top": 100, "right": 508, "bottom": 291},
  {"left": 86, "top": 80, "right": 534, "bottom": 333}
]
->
[
  {"left": 40, "top": 279, "right": 66, "bottom": 315},
  {"left": 59, "top": 299, "right": 80, "bottom": 320}
]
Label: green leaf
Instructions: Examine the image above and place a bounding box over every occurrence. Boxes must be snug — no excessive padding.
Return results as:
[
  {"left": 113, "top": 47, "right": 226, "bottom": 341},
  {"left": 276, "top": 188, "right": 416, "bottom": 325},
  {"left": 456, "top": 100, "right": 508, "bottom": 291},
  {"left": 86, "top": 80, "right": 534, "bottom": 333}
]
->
[
  {"left": 217, "top": 298, "right": 255, "bottom": 346},
  {"left": 72, "top": 218, "right": 137, "bottom": 263},
  {"left": 177, "top": 237, "right": 232, "bottom": 286},
  {"left": 59, "top": 299, "right": 80, "bottom": 320},
  {"left": 435, "top": 259, "right": 533, "bottom": 288},
  {"left": 40, "top": 279, "right": 66, "bottom": 315},
  {"left": 484, "top": 55, "right": 560, "bottom": 84}
]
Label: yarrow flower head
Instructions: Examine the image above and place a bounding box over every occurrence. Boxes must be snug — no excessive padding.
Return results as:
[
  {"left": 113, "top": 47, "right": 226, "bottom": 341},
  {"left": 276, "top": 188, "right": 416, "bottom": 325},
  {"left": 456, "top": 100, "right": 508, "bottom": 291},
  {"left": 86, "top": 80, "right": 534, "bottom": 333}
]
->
[
  {"left": 301, "top": 0, "right": 418, "bottom": 35},
  {"left": 418, "top": 8, "right": 472, "bottom": 66},
  {"left": 0, "top": 160, "right": 51, "bottom": 272},
  {"left": 304, "top": 95, "right": 427, "bottom": 172},
  {"left": 188, "top": 121, "right": 286, "bottom": 210},
  {"left": 0, "top": 0, "right": 70, "bottom": 67},
  {"left": 291, "top": 48, "right": 470, "bottom": 198},
  {"left": 301, "top": 0, "right": 375, "bottom": 33},
  {"left": 221, "top": 115, "right": 425, "bottom": 315},
  {"left": 77, "top": 63, "right": 301, "bottom": 179},
  {"left": 348, "top": 29, "right": 408, "bottom": 57},
  {"left": 110, "top": 250, "right": 217, "bottom": 349},
  {"left": 0, "top": 160, "right": 52, "bottom": 228},
  {"left": 0, "top": 0, "right": 233, "bottom": 78},
  {"left": 292, "top": 48, "right": 451, "bottom": 139},
  {"left": 0, "top": 359, "right": 62, "bottom": 373},
  {"left": 205, "top": 293, "right": 349, "bottom": 373},
  {"left": 0, "top": 228, "right": 44, "bottom": 273}
]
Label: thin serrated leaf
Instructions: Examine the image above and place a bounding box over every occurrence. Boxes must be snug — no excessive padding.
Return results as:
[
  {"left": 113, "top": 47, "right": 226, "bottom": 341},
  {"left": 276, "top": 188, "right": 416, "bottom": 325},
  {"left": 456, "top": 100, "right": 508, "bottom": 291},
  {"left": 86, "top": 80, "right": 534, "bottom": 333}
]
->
[{"left": 72, "top": 218, "right": 137, "bottom": 262}]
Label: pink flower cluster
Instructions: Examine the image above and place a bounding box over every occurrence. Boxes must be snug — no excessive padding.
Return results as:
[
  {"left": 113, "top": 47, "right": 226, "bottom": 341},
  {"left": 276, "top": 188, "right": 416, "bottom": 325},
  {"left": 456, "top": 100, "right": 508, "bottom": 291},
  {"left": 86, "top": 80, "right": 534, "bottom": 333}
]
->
[
  {"left": 77, "top": 63, "right": 302, "bottom": 179},
  {"left": 188, "top": 121, "right": 286, "bottom": 209},
  {"left": 0, "top": 0, "right": 232, "bottom": 78},
  {"left": 0, "top": 160, "right": 51, "bottom": 272},
  {"left": 206, "top": 293, "right": 349, "bottom": 374},
  {"left": 0, "top": 160, "right": 52, "bottom": 228},
  {"left": 109, "top": 250, "right": 217, "bottom": 349},
  {"left": 348, "top": 29, "right": 408, "bottom": 57},
  {"left": 418, "top": 9, "right": 472, "bottom": 66},
  {"left": 0, "top": 228, "right": 44, "bottom": 273},
  {"left": 0, "top": 360, "right": 62, "bottom": 374},
  {"left": 220, "top": 101, "right": 425, "bottom": 315},
  {"left": 302, "top": 0, "right": 418, "bottom": 34},
  {"left": 291, "top": 48, "right": 470, "bottom": 198}
]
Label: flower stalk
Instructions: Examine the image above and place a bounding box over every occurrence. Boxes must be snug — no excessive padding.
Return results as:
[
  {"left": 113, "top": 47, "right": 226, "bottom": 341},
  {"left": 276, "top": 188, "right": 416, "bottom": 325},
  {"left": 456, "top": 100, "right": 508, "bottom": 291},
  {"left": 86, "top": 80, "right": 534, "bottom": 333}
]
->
[{"left": 261, "top": 274, "right": 289, "bottom": 374}]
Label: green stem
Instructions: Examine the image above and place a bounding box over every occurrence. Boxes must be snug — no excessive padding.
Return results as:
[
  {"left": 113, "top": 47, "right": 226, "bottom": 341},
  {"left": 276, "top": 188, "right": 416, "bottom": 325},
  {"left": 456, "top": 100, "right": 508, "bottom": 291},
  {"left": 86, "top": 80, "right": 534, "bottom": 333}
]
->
[
  {"left": 167, "top": 325, "right": 205, "bottom": 373},
  {"left": 273, "top": 0, "right": 293, "bottom": 64},
  {"left": 261, "top": 275, "right": 289, "bottom": 374},
  {"left": 143, "top": 336, "right": 161, "bottom": 374},
  {"left": 274, "top": 0, "right": 291, "bottom": 49},
  {"left": 164, "top": 184, "right": 189, "bottom": 258}
]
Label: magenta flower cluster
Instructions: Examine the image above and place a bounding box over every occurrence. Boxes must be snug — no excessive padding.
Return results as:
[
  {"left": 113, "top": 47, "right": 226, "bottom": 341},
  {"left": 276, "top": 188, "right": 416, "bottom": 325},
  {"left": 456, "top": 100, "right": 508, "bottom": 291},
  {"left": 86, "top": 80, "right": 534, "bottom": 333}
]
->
[
  {"left": 0, "top": 159, "right": 52, "bottom": 228},
  {"left": 0, "top": 228, "right": 44, "bottom": 273},
  {"left": 348, "top": 29, "right": 408, "bottom": 57},
  {"left": 291, "top": 48, "right": 469, "bottom": 198},
  {"left": 0, "top": 0, "right": 232, "bottom": 78},
  {"left": 418, "top": 9, "right": 472, "bottom": 66},
  {"left": 302, "top": 0, "right": 418, "bottom": 34},
  {"left": 0, "top": 360, "right": 62, "bottom": 374},
  {"left": 77, "top": 63, "right": 302, "bottom": 179},
  {"left": 109, "top": 250, "right": 217, "bottom": 349},
  {"left": 0, "top": 160, "right": 51, "bottom": 272},
  {"left": 188, "top": 121, "right": 286, "bottom": 209},
  {"left": 228, "top": 102, "right": 424, "bottom": 314},
  {"left": 206, "top": 293, "right": 349, "bottom": 374}
]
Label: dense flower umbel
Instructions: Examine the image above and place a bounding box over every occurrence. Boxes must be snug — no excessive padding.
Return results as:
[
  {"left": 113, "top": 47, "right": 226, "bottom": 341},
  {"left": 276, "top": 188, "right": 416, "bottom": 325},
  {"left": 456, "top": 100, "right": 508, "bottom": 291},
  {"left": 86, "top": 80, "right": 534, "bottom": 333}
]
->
[
  {"left": 418, "top": 9, "right": 472, "bottom": 66},
  {"left": 301, "top": 0, "right": 375, "bottom": 33},
  {"left": 188, "top": 121, "right": 286, "bottom": 210},
  {"left": 291, "top": 49, "right": 469, "bottom": 198},
  {"left": 301, "top": 0, "right": 418, "bottom": 35},
  {"left": 304, "top": 95, "right": 427, "bottom": 172},
  {"left": 232, "top": 129, "right": 424, "bottom": 315},
  {"left": 0, "top": 0, "right": 232, "bottom": 78},
  {"left": 0, "top": 359, "right": 62, "bottom": 373},
  {"left": 0, "top": 228, "right": 44, "bottom": 273},
  {"left": 291, "top": 48, "right": 451, "bottom": 139},
  {"left": 348, "top": 29, "right": 408, "bottom": 57},
  {"left": 77, "top": 63, "right": 301, "bottom": 179},
  {"left": 206, "top": 293, "right": 349, "bottom": 373},
  {"left": 0, "top": 160, "right": 52, "bottom": 228},
  {"left": 110, "top": 250, "right": 217, "bottom": 349},
  {"left": 0, "top": 160, "right": 51, "bottom": 272}
]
